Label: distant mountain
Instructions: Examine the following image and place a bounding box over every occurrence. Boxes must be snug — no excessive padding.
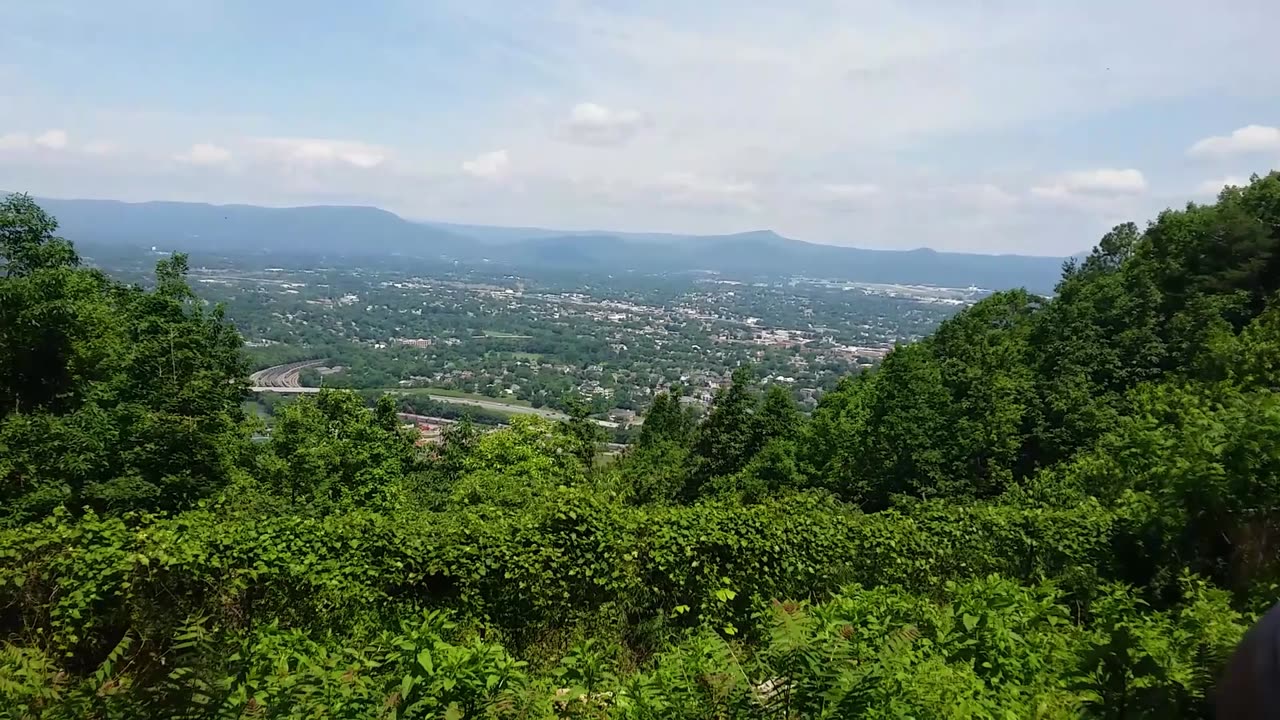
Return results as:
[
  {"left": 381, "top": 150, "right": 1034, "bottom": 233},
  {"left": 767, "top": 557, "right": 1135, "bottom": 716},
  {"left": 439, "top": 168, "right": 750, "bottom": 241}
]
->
[
  {"left": 498, "top": 230, "right": 1066, "bottom": 292},
  {"left": 31, "top": 197, "right": 465, "bottom": 256},
  {"left": 418, "top": 220, "right": 695, "bottom": 246},
  {"left": 22, "top": 195, "right": 1068, "bottom": 292}
]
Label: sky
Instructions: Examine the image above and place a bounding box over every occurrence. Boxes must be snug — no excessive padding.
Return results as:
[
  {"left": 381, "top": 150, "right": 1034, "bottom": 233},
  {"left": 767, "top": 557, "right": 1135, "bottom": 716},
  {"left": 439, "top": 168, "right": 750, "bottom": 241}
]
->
[{"left": 2, "top": 0, "right": 1279, "bottom": 255}]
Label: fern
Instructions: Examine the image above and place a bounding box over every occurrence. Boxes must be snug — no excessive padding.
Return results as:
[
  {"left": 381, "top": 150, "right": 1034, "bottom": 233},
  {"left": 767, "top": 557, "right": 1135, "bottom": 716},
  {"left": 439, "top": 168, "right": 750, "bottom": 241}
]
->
[
  {"left": 88, "top": 632, "right": 133, "bottom": 695},
  {"left": 819, "top": 624, "right": 921, "bottom": 715},
  {"left": 0, "top": 642, "right": 64, "bottom": 712}
]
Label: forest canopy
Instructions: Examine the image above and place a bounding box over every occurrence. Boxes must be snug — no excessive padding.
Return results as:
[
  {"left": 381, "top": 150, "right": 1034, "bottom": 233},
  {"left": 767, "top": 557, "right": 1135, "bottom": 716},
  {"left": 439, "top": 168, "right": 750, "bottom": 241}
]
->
[{"left": 2, "top": 174, "right": 1280, "bottom": 718}]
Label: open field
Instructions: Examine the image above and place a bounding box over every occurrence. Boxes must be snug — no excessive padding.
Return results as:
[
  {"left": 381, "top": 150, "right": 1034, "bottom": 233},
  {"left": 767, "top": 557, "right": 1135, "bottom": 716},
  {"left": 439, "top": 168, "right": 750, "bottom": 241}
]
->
[{"left": 247, "top": 364, "right": 620, "bottom": 427}]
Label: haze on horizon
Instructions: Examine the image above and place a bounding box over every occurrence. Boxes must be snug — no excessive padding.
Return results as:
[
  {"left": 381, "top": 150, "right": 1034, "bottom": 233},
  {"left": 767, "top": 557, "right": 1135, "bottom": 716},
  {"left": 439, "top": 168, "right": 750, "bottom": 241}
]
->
[{"left": 2, "top": 0, "right": 1279, "bottom": 256}]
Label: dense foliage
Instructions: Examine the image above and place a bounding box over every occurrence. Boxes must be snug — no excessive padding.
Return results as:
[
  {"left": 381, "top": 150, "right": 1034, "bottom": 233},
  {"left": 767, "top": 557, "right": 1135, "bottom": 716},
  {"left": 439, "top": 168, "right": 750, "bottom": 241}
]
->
[
  {"left": 1, "top": 195, "right": 247, "bottom": 526},
  {"left": 2, "top": 175, "right": 1279, "bottom": 717}
]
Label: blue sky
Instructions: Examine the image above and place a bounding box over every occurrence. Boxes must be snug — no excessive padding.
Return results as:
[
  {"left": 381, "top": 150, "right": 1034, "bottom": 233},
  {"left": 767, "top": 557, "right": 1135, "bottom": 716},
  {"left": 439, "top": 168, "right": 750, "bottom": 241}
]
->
[{"left": 2, "top": 0, "right": 1279, "bottom": 255}]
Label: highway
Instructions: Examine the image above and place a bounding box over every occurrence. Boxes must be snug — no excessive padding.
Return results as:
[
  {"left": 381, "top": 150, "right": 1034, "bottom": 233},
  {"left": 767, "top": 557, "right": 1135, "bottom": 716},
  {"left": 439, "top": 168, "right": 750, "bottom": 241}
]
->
[
  {"left": 248, "top": 359, "right": 329, "bottom": 388},
  {"left": 248, "top": 361, "right": 619, "bottom": 427}
]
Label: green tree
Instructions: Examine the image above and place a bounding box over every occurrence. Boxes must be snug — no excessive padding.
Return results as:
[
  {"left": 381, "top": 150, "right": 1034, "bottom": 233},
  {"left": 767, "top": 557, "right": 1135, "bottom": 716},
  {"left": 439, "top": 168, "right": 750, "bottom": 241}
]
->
[
  {"left": 619, "top": 439, "right": 690, "bottom": 504},
  {"left": 450, "top": 415, "right": 586, "bottom": 506},
  {"left": 637, "top": 389, "right": 693, "bottom": 449},
  {"left": 929, "top": 290, "right": 1039, "bottom": 494},
  {"left": 856, "top": 342, "right": 952, "bottom": 508},
  {"left": 0, "top": 193, "right": 101, "bottom": 415},
  {"left": 436, "top": 415, "right": 481, "bottom": 484},
  {"left": 800, "top": 374, "right": 877, "bottom": 499},
  {"left": 561, "top": 395, "right": 605, "bottom": 471},
  {"left": 688, "top": 366, "right": 761, "bottom": 495},
  {"left": 755, "top": 384, "right": 802, "bottom": 445},
  {"left": 702, "top": 383, "right": 807, "bottom": 500},
  {"left": 1, "top": 195, "right": 250, "bottom": 522},
  {"left": 256, "top": 389, "right": 418, "bottom": 507}
]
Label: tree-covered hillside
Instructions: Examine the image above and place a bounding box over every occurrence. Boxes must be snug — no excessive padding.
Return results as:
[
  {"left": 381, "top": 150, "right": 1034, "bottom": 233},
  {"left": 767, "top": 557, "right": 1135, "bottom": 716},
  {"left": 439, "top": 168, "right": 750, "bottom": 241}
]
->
[{"left": 2, "top": 175, "right": 1279, "bottom": 717}]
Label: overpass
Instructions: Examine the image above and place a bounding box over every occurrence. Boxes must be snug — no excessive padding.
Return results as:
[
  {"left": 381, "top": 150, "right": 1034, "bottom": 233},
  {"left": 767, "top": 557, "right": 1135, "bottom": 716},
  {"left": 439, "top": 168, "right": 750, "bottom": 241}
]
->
[{"left": 248, "top": 359, "right": 328, "bottom": 389}]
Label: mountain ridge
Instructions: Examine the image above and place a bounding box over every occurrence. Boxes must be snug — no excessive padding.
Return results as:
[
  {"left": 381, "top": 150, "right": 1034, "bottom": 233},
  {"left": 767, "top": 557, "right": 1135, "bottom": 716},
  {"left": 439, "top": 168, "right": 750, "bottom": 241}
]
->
[{"left": 12, "top": 193, "right": 1069, "bottom": 291}]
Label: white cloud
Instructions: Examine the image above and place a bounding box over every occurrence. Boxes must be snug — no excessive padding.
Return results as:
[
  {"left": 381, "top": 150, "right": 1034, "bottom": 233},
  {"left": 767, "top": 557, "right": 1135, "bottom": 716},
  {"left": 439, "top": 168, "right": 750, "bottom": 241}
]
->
[
  {"left": 0, "top": 132, "right": 30, "bottom": 151},
  {"left": 1032, "top": 168, "right": 1147, "bottom": 199},
  {"left": 82, "top": 140, "right": 120, "bottom": 155},
  {"left": 657, "top": 171, "right": 757, "bottom": 210},
  {"left": 1194, "top": 175, "right": 1249, "bottom": 196},
  {"left": 561, "top": 102, "right": 647, "bottom": 146},
  {"left": 1188, "top": 125, "right": 1280, "bottom": 157},
  {"left": 461, "top": 149, "right": 510, "bottom": 179},
  {"left": 255, "top": 137, "right": 388, "bottom": 169},
  {"left": 34, "top": 129, "right": 69, "bottom": 150},
  {"left": 1064, "top": 168, "right": 1148, "bottom": 193},
  {"left": 821, "top": 183, "right": 881, "bottom": 200},
  {"left": 947, "top": 183, "right": 1019, "bottom": 209},
  {"left": 0, "top": 130, "right": 72, "bottom": 151},
  {"left": 176, "top": 142, "right": 232, "bottom": 166}
]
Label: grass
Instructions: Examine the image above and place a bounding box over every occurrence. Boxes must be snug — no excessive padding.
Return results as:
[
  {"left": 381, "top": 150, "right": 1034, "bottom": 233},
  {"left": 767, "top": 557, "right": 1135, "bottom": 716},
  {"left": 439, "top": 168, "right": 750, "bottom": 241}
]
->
[
  {"left": 242, "top": 400, "right": 272, "bottom": 418},
  {"left": 398, "top": 387, "right": 533, "bottom": 408}
]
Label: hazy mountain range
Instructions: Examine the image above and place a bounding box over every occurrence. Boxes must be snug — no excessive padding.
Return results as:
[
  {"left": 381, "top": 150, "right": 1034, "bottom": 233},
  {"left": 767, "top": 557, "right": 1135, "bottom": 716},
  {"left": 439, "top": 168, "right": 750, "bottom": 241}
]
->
[{"left": 23, "top": 195, "right": 1071, "bottom": 293}]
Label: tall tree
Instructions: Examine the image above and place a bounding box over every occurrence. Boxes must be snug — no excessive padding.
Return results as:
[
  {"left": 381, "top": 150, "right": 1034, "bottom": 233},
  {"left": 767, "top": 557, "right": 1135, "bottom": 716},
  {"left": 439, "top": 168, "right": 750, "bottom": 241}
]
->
[
  {"left": 0, "top": 193, "right": 77, "bottom": 278},
  {"left": 688, "top": 366, "right": 761, "bottom": 494},
  {"left": 755, "top": 384, "right": 802, "bottom": 445},
  {"left": 1, "top": 195, "right": 251, "bottom": 523},
  {"left": 561, "top": 395, "right": 605, "bottom": 471},
  {"left": 638, "top": 389, "right": 693, "bottom": 449},
  {"left": 930, "top": 290, "right": 1039, "bottom": 495},
  {"left": 0, "top": 193, "right": 104, "bottom": 415},
  {"left": 857, "top": 343, "right": 953, "bottom": 508},
  {"left": 800, "top": 374, "right": 877, "bottom": 499}
]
